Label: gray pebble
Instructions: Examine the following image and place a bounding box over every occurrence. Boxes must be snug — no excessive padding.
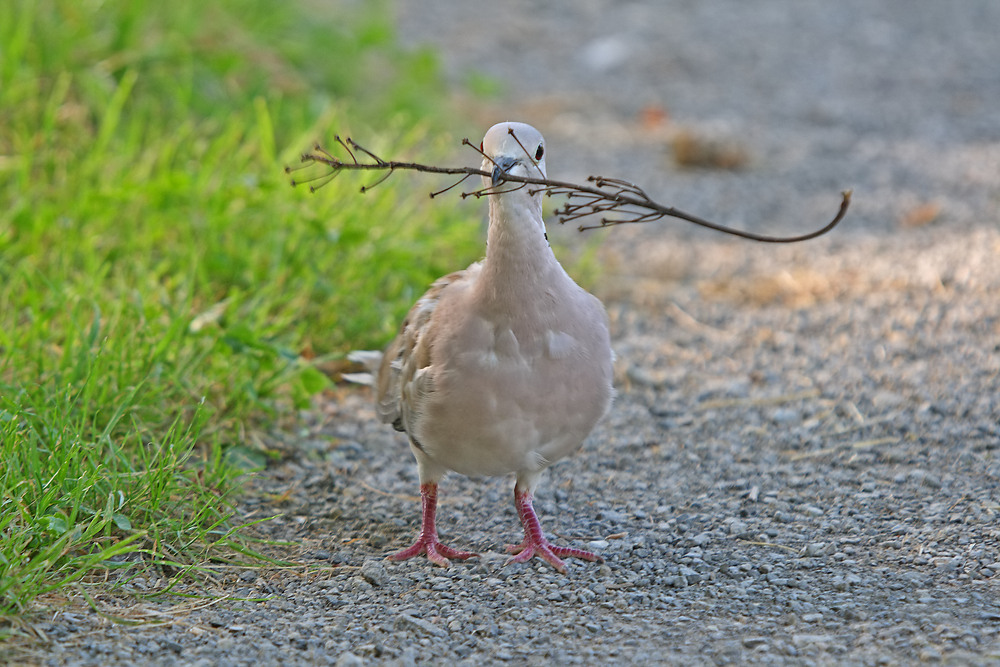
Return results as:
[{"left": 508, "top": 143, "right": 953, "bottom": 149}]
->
[
  {"left": 805, "top": 542, "right": 827, "bottom": 557},
  {"left": 336, "top": 652, "right": 365, "bottom": 667},
  {"left": 360, "top": 559, "right": 390, "bottom": 587},
  {"left": 395, "top": 614, "right": 447, "bottom": 638}
]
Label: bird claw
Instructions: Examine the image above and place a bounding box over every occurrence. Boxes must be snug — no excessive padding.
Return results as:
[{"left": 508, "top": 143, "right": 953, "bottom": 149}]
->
[
  {"left": 390, "top": 482, "right": 478, "bottom": 567},
  {"left": 506, "top": 488, "right": 603, "bottom": 573},
  {"left": 391, "top": 536, "right": 478, "bottom": 568},
  {"left": 504, "top": 539, "right": 602, "bottom": 574}
]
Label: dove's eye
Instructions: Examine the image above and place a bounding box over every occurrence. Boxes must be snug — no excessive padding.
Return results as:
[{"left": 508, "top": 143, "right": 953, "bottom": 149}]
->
[
  {"left": 479, "top": 141, "right": 484, "bottom": 152},
  {"left": 535, "top": 145, "right": 544, "bottom": 160}
]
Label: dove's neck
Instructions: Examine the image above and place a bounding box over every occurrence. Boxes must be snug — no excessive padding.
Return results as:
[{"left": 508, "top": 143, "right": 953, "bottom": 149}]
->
[{"left": 478, "top": 194, "right": 565, "bottom": 310}]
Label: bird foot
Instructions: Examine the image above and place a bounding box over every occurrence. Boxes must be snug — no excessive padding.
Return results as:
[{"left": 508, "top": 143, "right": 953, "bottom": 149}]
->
[
  {"left": 391, "top": 536, "right": 478, "bottom": 568},
  {"left": 390, "top": 482, "right": 478, "bottom": 567},
  {"left": 504, "top": 538, "right": 601, "bottom": 574},
  {"left": 506, "top": 487, "right": 602, "bottom": 574}
]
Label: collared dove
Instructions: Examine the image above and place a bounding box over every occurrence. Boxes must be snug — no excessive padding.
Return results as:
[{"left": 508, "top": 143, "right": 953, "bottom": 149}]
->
[{"left": 374, "top": 121, "right": 614, "bottom": 573}]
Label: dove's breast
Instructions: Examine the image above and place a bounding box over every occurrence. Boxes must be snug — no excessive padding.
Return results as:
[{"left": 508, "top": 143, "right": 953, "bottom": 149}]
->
[{"left": 410, "top": 293, "right": 613, "bottom": 477}]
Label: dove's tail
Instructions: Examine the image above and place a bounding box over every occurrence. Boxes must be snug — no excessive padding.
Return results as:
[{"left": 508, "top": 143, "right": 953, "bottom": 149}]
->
[{"left": 341, "top": 350, "right": 383, "bottom": 386}]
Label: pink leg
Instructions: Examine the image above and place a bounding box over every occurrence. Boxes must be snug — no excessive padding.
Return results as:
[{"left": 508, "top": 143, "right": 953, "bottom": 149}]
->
[
  {"left": 505, "top": 487, "right": 602, "bottom": 574},
  {"left": 391, "top": 482, "right": 477, "bottom": 567}
]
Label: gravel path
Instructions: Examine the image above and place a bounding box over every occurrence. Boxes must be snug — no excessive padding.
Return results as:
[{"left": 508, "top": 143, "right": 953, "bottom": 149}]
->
[{"left": 12, "top": 1, "right": 1000, "bottom": 665}]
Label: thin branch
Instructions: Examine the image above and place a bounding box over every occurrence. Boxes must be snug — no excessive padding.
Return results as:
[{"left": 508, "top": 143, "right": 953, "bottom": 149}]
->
[
  {"left": 429, "top": 173, "right": 473, "bottom": 199},
  {"left": 288, "top": 135, "right": 851, "bottom": 242},
  {"left": 461, "top": 137, "right": 497, "bottom": 168},
  {"left": 346, "top": 137, "right": 386, "bottom": 165},
  {"left": 506, "top": 126, "right": 545, "bottom": 178}
]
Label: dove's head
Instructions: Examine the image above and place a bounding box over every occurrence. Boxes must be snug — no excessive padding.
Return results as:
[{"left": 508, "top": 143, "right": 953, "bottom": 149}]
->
[{"left": 480, "top": 122, "right": 547, "bottom": 190}]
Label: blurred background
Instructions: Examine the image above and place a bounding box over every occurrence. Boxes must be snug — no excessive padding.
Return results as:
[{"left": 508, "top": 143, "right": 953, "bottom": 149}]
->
[{"left": 397, "top": 0, "right": 1000, "bottom": 237}]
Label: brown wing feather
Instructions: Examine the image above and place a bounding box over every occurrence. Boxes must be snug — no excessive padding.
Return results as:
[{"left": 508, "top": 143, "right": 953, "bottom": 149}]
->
[{"left": 375, "top": 264, "right": 480, "bottom": 432}]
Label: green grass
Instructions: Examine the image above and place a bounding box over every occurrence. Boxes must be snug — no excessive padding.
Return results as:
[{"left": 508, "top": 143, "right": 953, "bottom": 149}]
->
[{"left": 0, "top": 0, "right": 482, "bottom": 624}]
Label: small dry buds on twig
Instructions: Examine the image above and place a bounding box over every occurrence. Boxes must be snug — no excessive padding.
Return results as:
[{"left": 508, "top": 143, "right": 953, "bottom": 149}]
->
[{"left": 286, "top": 132, "right": 851, "bottom": 243}]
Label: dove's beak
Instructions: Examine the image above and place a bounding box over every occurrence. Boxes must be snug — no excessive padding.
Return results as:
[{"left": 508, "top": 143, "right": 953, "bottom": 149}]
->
[{"left": 491, "top": 156, "right": 518, "bottom": 186}]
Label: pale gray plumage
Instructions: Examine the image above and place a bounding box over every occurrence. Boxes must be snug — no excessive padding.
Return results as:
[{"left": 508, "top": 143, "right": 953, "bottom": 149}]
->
[{"left": 374, "top": 121, "right": 613, "bottom": 572}]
